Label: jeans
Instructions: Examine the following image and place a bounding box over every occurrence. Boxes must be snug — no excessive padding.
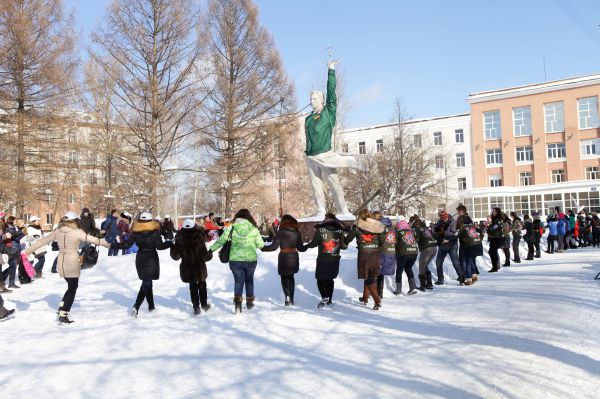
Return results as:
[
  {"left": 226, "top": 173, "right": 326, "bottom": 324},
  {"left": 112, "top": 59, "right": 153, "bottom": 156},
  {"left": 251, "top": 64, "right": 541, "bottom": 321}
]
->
[
  {"left": 462, "top": 256, "right": 477, "bottom": 277},
  {"left": 1, "top": 259, "right": 17, "bottom": 286},
  {"left": 435, "top": 245, "right": 464, "bottom": 282},
  {"left": 395, "top": 254, "right": 417, "bottom": 282},
  {"left": 547, "top": 235, "right": 556, "bottom": 253},
  {"left": 557, "top": 234, "right": 565, "bottom": 251},
  {"left": 108, "top": 247, "right": 120, "bottom": 256},
  {"left": 230, "top": 261, "right": 257, "bottom": 297},
  {"left": 512, "top": 236, "right": 521, "bottom": 260},
  {"left": 61, "top": 278, "right": 79, "bottom": 312},
  {"left": 34, "top": 255, "right": 46, "bottom": 272},
  {"left": 417, "top": 246, "right": 437, "bottom": 275}
]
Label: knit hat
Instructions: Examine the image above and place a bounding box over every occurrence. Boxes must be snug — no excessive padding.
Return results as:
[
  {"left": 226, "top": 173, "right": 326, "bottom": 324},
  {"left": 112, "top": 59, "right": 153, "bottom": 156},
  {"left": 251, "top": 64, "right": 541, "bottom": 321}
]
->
[
  {"left": 140, "top": 212, "right": 153, "bottom": 221},
  {"left": 64, "top": 211, "right": 78, "bottom": 220},
  {"left": 182, "top": 219, "right": 195, "bottom": 229},
  {"left": 30, "top": 216, "right": 40, "bottom": 222}
]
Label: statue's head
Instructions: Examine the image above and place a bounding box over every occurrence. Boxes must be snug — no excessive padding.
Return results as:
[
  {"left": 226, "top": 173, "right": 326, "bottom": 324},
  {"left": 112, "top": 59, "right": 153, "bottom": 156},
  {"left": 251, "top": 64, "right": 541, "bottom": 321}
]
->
[{"left": 310, "top": 90, "right": 325, "bottom": 113}]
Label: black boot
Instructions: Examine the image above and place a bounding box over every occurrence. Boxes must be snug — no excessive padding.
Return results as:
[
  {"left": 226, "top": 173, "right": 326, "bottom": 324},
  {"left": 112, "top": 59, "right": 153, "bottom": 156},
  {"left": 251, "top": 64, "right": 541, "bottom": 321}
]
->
[
  {"left": 58, "top": 310, "right": 74, "bottom": 324},
  {"left": 0, "top": 305, "right": 15, "bottom": 320},
  {"left": 246, "top": 296, "right": 255, "bottom": 310},
  {"left": 193, "top": 306, "right": 201, "bottom": 316},
  {"left": 407, "top": 278, "right": 418, "bottom": 295},
  {"left": 426, "top": 271, "right": 435, "bottom": 289},
  {"left": 376, "top": 275, "right": 384, "bottom": 299},
  {"left": 393, "top": 280, "right": 402, "bottom": 295},
  {"left": 418, "top": 274, "right": 427, "bottom": 292}
]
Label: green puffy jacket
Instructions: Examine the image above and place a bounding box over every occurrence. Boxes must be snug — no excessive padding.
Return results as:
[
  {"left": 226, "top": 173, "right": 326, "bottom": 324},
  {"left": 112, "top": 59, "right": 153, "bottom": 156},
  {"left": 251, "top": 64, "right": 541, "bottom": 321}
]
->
[{"left": 210, "top": 218, "right": 264, "bottom": 262}]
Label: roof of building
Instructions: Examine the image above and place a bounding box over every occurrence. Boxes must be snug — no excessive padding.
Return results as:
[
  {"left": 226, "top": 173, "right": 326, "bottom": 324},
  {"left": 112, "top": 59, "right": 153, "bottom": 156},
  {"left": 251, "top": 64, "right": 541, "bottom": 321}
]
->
[
  {"left": 468, "top": 73, "right": 600, "bottom": 103},
  {"left": 340, "top": 113, "right": 470, "bottom": 134}
]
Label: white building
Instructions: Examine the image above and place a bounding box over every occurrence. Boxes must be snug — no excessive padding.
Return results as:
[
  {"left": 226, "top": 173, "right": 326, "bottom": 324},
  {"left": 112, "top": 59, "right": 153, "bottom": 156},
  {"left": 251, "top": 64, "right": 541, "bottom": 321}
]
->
[{"left": 337, "top": 113, "right": 472, "bottom": 213}]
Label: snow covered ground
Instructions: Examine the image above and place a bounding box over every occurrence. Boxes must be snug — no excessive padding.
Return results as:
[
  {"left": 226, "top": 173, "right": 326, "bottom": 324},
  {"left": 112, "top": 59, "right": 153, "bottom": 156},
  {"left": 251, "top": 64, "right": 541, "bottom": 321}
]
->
[{"left": 1, "top": 240, "right": 599, "bottom": 398}]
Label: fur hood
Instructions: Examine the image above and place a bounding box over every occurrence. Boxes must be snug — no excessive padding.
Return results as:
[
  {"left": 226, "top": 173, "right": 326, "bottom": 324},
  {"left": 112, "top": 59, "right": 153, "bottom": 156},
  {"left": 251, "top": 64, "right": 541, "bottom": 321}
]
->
[
  {"left": 357, "top": 218, "right": 384, "bottom": 234},
  {"left": 132, "top": 220, "right": 161, "bottom": 233},
  {"left": 57, "top": 220, "right": 79, "bottom": 231}
]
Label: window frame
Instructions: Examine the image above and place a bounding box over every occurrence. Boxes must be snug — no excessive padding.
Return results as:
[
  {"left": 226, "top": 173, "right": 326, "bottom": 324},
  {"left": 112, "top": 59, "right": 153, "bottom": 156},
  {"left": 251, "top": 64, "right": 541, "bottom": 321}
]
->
[
  {"left": 489, "top": 174, "right": 503, "bottom": 187},
  {"left": 455, "top": 152, "right": 466, "bottom": 167},
  {"left": 513, "top": 106, "right": 532, "bottom": 137},
  {"left": 485, "top": 148, "right": 503, "bottom": 166},
  {"left": 376, "top": 139, "right": 384, "bottom": 153},
  {"left": 434, "top": 155, "right": 445, "bottom": 169},
  {"left": 515, "top": 145, "right": 534, "bottom": 163},
  {"left": 455, "top": 129, "right": 464, "bottom": 143},
  {"left": 547, "top": 143, "right": 566, "bottom": 161},
  {"left": 551, "top": 169, "right": 566, "bottom": 183},
  {"left": 358, "top": 141, "right": 366, "bottom": 155},
  {"left": 433, "top": 131, "right": 442, "bottom": 146},
  {"left": 586, "top": 166, "right": 600, "bottom": 180},
  {"left": 457, "top": 177, "right": 467, "bottom": 191},
  {"left": 580, "top": 139, "right": 600, "bottom": 157},
  {"left": 519, "top": 172, "right": 533, "bottom": 186},
  {"left": 544, "top": 101, "right": 564, "bottom": 133},
  {"left": 578, "top": 96, "right": 600, "bottom": 130},
  {"left": 483, "top": 110, "right": 501, "bottom": 140}
]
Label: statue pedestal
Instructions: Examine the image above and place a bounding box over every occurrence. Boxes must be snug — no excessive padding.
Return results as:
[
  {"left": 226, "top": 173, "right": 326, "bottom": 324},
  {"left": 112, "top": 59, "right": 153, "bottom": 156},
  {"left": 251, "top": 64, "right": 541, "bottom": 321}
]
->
[{"left": 297, "top": 214, "right": 356, "bottom": 242}]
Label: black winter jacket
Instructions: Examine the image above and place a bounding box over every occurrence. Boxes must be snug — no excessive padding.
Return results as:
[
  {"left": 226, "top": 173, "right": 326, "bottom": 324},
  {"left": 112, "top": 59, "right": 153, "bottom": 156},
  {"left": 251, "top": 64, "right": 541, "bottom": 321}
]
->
[
  {"left": 262, "top": 226, "right": 306, "bottom": 276},
  {"left": 304, "top": 218, "right": 348, "bottom": 280},
  {"left": 114, "top": 220, "right": 172, "bottom": 280},
  {"left": 170, "top": 226, "right": 212, "bottom": 283}
]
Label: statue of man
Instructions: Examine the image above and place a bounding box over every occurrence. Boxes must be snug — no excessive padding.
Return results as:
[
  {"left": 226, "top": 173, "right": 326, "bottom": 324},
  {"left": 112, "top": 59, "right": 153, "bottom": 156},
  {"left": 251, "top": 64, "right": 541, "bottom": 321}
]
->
[{"left": 305, "top": 61, "right": 358, "bottom": 218}]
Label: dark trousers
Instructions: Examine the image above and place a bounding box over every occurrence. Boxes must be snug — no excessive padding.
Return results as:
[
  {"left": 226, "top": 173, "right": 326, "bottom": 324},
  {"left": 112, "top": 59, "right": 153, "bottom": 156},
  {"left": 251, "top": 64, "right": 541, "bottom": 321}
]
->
[
  {"left": 593, "top": 229, "right": 600, "bottom": 246},
  {"left": 34, "top": 255, "right": 46, "bottom": 272},
  {"left": 512, "top": 236, "right": 521, "bottom": 260},
  {"left": 51, "top": 257, "right": 58, "bottom": 273},
  {"left": 189, "top": 281, "right": 207, "bottom": 309},
  {"left": 134, "top": 279, "right": 154, "bottom": 310},
  {"left": 108, "top": 247, "right": 120, "bottom": 256},
  {"left": 229, "top": 261, "right": 256, "bottom": 297},
  {"left": 1, "top": 260, "right": 17, "bottom": 285},
  {"left": 435, "top": 245, "right": 464, "bottom": 282},
  {"left": 395, "top": 254, "right": 417, "bottom": 281},
  {"left": 61, "top": 278, "right": 79, "bottom": 312},
  {"left": 280, "top": 275, "right": 295, "bottom": 300},
  {"left": 488, "top": 238, "right": 503, "bottom": 269},
  {"left": 317, "top": 279, "right": 334, "bottom": 300},
  {"left": 527, "top": 241, "right": 534, "bottom": 259},
  {"left": 547, "top": 235, "right": 556, "bottom": 253}
]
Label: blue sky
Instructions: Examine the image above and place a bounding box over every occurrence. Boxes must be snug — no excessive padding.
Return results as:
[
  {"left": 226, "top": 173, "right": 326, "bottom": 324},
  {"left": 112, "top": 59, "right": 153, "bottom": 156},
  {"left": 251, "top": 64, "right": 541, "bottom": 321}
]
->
[{"left": 66, "top": 0, "right": 600, "bottom": 128}]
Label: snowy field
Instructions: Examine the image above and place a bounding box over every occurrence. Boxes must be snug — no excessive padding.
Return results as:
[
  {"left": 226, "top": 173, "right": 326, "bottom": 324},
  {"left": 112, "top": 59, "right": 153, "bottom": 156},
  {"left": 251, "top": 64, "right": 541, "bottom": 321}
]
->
[{"left": 1, "top": 239, "right": 599, "bottom": 399}]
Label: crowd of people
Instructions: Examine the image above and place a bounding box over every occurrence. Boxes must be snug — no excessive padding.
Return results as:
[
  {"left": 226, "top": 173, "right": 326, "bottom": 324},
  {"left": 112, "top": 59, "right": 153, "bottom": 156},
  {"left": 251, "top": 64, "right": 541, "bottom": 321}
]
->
[{"left": 1, "top": 204, "right": 598, "bottom": 322}]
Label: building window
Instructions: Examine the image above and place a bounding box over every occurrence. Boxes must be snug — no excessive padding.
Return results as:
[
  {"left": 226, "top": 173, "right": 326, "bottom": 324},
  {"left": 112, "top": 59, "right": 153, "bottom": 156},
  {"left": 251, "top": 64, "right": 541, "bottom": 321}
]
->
[
  {"left": 581, "top": 139, "right": 600, "bottom": 157},
  {"left": 484, "top": 110, "right": 501, "bottom": 139},
  {"left": 455, "top": 152, "right": 465, "bottom": 167},
  {"left": 68, "top": 151, "right": 78, "bottom": 164},
  {"left": 433, "top": 132, "right": 442, "bottom": 146},
  {"left": 515, "top": 146, "right": 533, "bottom": 163},
  {"left": 544, "top": 101, "right": 564, "bottom": 133},
  {"left": 547, "top": 143, "right": 566, "bottom": 160},
  {"left": 457, "top": 177, "right": 467, "bottom": 191},
  {"left": 455, "top": 129, "right": 464, "bottom": 143},
  {"left": 435, "top": 155, "right": 444, "bottom": 169},
  {"left": 586, "top": 166, "right": 600, "bottom": 180},
  {"left": 551, "top": 169, "right": 565, "bottom": 183},
  {"left": 489, "top": 174, "right": 503, "bottom": 187},
  {"left": 69, "top": 193, "right": 77, "bottom": 204},
  {"left": 513, "top": 106, "right": 532, "bottom": 137},
  {"left": 275, "top": 166, "right": 286, "bottom": 181},
  {"left": 520, "top": 172, "right": 533, "bottom": 186},
  {"left": 486, "top": 149, "right": 503, "bottom": 165},
  {"left": 46, "top": 213, "right": 54, "bottom": 225},
  {"left": 578, "top": 96, "right": 600, "bottom": 129},
  {"left": 341, "top": 143, "right": 349, "bottom": 153},
  {"left": 70, "top": 174, "right": 78, "bottom": 185},
  {"left": 376, "top": 139, "right": 384, "bottom": 153},
  {"left": 413, "top": 134, "right": 422, "bottom": 148},
  {"left": 90, "top": 173, "right": 98, "bottom": 185},
  {"left": 68, "top": 132, "right": 76, "bottom": 143},
  {"left": 358, "top": 141, "right": 366, "bottom": 155}
]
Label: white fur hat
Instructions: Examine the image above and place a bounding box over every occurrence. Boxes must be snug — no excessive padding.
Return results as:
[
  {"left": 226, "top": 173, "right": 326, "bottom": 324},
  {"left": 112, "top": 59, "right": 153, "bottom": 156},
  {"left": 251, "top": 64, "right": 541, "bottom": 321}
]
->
[
  {"left": 165, "top": 214, "right": 171, "bottom": 219},
  {"left": 140, "top": 212, "right": 153, "bottom": 221},
  {"left": 29, "top": 216, "right": 40, "bottom": 222},
  {"left": 182, "top": 219, "right": 195, "bottom": 229},
  {"left": 63, "top": 211, "right": 78, "bottom": 220}
]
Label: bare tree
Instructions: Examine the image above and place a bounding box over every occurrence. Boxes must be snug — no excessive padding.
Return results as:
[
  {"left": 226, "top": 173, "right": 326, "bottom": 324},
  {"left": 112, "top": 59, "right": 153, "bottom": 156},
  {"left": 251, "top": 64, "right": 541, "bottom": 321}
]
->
[
  {"left": 0, "top": 0, "right": 78, "bottom": 217},
  {"left": 198, "top": 0, "right": 296, "bottom": 214},
  {"left": 90, "top": 0, "right": 206, "bottom": 212},
  {"left": 342, "top": 98, "right": 448, "bottom": 215}
]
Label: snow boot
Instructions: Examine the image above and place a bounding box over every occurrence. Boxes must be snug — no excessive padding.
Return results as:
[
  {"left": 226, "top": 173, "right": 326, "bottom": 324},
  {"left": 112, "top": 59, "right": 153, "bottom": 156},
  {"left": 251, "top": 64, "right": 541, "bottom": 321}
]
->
[
  {"left": 503, "top": 260, "right": 510, "bottom": 267},
  {"left": 285, "top": 296, "right": 292, "bottom": 306},
  {"left": 58, "top": 310, "right": 74, "bottom": 324},
  {"left": 376, "top": 275, "right": 384, "bottom": 299},
  {"left": 201, "top": 304, "right": 211, "bottom": 312},
  {"left": 359, "top": 284, "right": 369, "bottom": 304},
  {"left": 35, "top": 270, "right": 43, "bottom": 278},
  {"left": 0, "top": 307, "right": 15, "bottom": 320},
  {"left": 318, "top": 298, "right": 328, "bottom": 309},
  {"left": 464, "top": 278, "right": 473, "bottom": 285},
  {"left": 0, "top": 281, "right": 12, "bottom": 293},
  {"left": 471, "top": 274, "right": 479, "bottom": 283},
  {"left": 234, "top": 296, "right": 243, "bottom": 314},
  {"left": 425, "top": 271, "right": 434, "bottom": 289},
  {"left": 393, "top": 280, "right": 402, "bottom": 295},
  {"left": 407, "top": 278, "right": 418, "bottom": 295},
  {"left": 193, "top": 307, "right": 201, "bottom": 316},
  {"left": 488, "top": 267, "right": 499, "bottom": 273},
  {"left": 246, "top": 296, "right": 255, "bottom": 310},
  {"left": 417, "top": 274, "right": 426, "bottom": 292}
]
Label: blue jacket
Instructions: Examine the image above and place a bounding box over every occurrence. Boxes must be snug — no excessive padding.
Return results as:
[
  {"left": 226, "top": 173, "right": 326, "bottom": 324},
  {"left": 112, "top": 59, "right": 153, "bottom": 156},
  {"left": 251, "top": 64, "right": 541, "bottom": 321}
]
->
[
  {"left": 557, "top": 218, "right": 567, "bottom": 236},
  {"left": 101, "top": 214, "right": 120, "bottom": 243},
  {"left": 547, "top": 221, "right": 558, "bottom": 236}
]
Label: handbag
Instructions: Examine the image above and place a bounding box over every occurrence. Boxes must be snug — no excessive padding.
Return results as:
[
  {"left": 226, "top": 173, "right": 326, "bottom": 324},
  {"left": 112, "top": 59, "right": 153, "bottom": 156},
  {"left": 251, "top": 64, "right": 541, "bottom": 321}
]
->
[{"left": 218, "top": 227, "right": 234, "bottom": 263}]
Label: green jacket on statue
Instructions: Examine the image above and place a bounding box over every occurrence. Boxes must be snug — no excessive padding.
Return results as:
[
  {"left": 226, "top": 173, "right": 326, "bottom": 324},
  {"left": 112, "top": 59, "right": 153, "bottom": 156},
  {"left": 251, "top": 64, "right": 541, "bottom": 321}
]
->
[{"left": 305, "top": 69, "right": 336, "bottom": 156}]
